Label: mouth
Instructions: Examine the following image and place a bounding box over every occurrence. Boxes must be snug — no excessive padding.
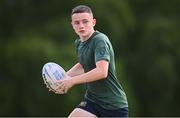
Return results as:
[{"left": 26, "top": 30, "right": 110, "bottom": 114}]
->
[{"left": 79, "top": 30, "right": 85, "bottom": 34}]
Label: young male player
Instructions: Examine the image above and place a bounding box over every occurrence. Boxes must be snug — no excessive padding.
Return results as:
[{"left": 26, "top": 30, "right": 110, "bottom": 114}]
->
[{"left": 55, "top": 5, "right": 129, "bottom": 117}]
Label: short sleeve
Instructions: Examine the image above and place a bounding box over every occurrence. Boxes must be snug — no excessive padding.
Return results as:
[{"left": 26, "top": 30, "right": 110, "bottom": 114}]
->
[{"left": 94, "top": 39, "right": 110, "bottom": 62}]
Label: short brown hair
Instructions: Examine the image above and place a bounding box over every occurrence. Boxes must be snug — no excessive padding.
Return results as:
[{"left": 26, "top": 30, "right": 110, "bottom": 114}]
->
[{"left": 71, "top": 5, "right": 93, "bottom": 16}]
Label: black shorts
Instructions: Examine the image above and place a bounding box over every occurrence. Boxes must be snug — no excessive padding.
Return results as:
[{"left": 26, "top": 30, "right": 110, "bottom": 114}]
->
[{"left": 77, "top": 98, "right": 128, "bottom": 117}]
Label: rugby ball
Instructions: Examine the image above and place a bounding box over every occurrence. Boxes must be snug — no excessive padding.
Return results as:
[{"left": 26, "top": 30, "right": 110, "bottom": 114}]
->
[{"left": 42, "top": 62, "right": 66, "bottom": 91}]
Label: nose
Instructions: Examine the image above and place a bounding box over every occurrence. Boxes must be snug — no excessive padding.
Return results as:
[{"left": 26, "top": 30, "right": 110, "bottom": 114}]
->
[{"left": 79, "top": 22, "right": 84, "bottom": 28}]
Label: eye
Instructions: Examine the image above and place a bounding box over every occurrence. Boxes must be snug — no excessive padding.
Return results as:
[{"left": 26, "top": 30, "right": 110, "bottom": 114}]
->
[
  {"left": 74, "top": 21, "right": 80, "bottom": 25},
  {"left": 82, "top": 20, "right": 89, "bottom": 24}
]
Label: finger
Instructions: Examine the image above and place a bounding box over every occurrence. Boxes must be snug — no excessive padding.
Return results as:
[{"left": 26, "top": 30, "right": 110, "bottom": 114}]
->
[
  {"left": 63, "top": 86, "right": 69, "bottom": 94},
  {"left": 56, "top": 82, "right": 65, "bottom": 90},
  {"left": 56, "top": 87, "right": 65, "bottom": 93},
  {"left": 64, "top": 89, "right": 68, "bottom": 94},
  {"left": 45, "top": 83, "right": 51, "bottom": 89},
  {"left": 55, "top": 89, "right": 64, "bottom": 94},
  {"left": 56, "top": 80, "right": 64, "bottom": 86},
  {"left": 55, "top": 84, "right": 65, "bottom": 93},
  {"left": 49, "top": 89, "right": 53, "bottom": 92},
  {"left": 49, "top": 89, "right": 55, "bottom": 93}
]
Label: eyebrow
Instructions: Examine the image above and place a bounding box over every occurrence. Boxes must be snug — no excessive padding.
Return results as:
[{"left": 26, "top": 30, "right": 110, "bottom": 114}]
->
[{"left": 73, "top": 19, "right": 89, "bottom": 22}]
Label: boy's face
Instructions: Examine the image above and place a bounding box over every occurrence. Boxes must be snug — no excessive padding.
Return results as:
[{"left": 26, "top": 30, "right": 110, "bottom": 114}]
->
[{"left": 71, "top": 13, "right": 96, "bottom": 40}]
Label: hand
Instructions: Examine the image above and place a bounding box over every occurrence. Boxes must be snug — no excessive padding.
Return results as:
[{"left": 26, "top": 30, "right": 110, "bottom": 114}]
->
[
  {"left": 55, "top": 76, "right": 75, "bottom": 94},
  {"left": 43, "top": 80, "right": 63, "bottom": 94}
]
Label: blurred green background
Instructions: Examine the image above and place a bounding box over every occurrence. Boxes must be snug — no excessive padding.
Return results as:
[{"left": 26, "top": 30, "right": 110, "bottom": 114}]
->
[{"left": 0, "top": 0, "right": 180, "bottom": 117}]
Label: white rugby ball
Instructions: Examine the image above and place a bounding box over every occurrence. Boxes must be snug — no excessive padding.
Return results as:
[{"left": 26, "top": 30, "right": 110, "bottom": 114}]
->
[{"left": 42, "top": 62, "right": 66, "bottom": 91}]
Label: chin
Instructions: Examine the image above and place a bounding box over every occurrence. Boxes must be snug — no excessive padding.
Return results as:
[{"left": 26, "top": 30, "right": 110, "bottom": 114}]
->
[{"left": 79, "top": 33, "right": 88, "bottom": 37}]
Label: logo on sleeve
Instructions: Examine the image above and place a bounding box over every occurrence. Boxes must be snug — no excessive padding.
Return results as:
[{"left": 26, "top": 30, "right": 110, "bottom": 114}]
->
[{"left": 99, "top": 47, "right": 106, "bottom": 56}]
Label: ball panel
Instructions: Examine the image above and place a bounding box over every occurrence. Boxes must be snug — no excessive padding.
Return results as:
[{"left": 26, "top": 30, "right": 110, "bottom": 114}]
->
[{"left": 42, "top": 62, "right": 66, "bottom": 91}]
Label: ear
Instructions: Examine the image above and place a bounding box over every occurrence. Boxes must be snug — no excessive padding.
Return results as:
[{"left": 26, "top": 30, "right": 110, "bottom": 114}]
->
[
  {"left": 71, "top": 21, "right": 73, "bottom": 27},
  {"left": 71, "top": 21, "right": 75, "bottom": 29},
  {"left": 93, "top": 18, "right": 96, "bottom": 26}
]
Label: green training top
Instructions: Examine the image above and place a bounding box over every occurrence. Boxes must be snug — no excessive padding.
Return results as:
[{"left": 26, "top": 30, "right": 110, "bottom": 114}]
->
[{"left": 75, "top": 31, "right": 128, "bottom": 110}]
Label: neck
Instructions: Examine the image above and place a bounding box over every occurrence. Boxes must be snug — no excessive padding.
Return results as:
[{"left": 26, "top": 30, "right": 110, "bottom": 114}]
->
[{"left": 80, "top": 30, "right": 95, "bottom": 42}]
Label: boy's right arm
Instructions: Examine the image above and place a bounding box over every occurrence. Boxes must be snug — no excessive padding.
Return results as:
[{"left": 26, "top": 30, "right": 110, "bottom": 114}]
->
[{"left": 66, "top": 62, "right": 84, "bottom": 77}]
